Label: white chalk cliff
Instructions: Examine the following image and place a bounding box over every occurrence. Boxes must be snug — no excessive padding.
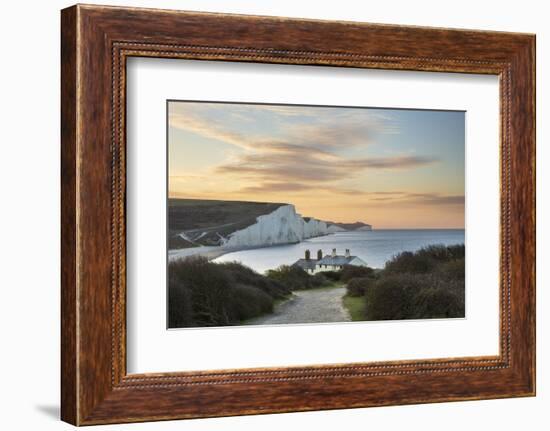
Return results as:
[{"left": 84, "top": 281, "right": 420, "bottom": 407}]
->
[{"left": 221, "top": 204, "right": 329, "bottom": 248}]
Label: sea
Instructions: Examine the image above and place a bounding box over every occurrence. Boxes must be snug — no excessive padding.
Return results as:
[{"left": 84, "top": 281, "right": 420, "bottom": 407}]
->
[{"left": 213, "top": 229, "right": 465, "bottom": 273}]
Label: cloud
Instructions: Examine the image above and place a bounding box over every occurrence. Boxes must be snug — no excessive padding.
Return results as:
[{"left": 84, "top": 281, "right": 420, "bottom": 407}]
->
[
  {"left": 234, "top": 183, "right": 463, "bottom": 207},
  {"left": 169, "top": 101, "right": 443, "bottom": 201},
  {"left": 215, "top": 149, "right": 437, "bottom": 184},
  {"left": 364, "top": 191, "right": 464, "bottom": 206},
  {"left": 169, "top": 174, "right": 207, "bottom": 181},
  {"left": 405, "top": 194, "right": 464, "bottom": 205},
  {"left": 239, "top": 182, "right": 315, "bottom": 193},
  {"left": 346, "top": 156, "right": 437, "bottom": 169},
  {"left": 169, "top": 113, "right": 253, "bottom": 150},
  {"left": 283, "top": 116, "right": 398, "bottom": 151},
  {"left": 169, "top": 102, "right": 398, "bottom": 152},
  {"left": 236, "top": 105, "right": 318, "bottom": 118}
]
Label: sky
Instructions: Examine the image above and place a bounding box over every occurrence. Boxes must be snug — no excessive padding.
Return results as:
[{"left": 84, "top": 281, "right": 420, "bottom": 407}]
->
[{"left": 168, "top": 101, "right": 465, "bottom": 229}]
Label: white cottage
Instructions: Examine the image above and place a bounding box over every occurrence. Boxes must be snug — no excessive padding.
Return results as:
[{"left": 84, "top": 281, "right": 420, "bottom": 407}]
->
[{"left": 292, "top": 248, "right": 367, "bottom": 274}]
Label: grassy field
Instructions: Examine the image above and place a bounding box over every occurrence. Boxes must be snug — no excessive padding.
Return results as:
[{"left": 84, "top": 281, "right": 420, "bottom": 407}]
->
[{"left": 342, "top": 294, "right": 367, "bottom": 321}]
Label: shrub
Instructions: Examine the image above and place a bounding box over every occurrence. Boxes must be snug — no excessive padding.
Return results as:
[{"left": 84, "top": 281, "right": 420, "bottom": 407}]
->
[
  {"left": 364, "top": 244, "right": 465, "bottom": 321},
  {"left": 168, "top": 257, "right": 234, "bottom": 326},
  {"left": 168, "top": 257, "right": 286, "bottom": 328},
  {"left": 321, "top": 270, "right": 341, "bottom": 282},
  {"left": 220, "top": 261, "right": 290, "bottom": 299},
  {"left": 416, "top": 243, "right": 465, "bottom": 261},
  {"left": 416, "top": 244, "right": 450, "bottom": 261},
  {"left": 168, "top": 277, "right": 193, "bottom": 328},
  {"left": 365, "top": 274, "right": 420, "bottom": 320},
  {"left": 384, "top": 244, "right": 465, "bottom": 275},
  {"left": 437, "top": 257, "right": 465, "bottom": 281},
  {"left": 340, "top": 265, "right": 375, "bottom": 282},
  {"left": 266, "top": 265, "right": 307, "bottom": 290},
  {"left": 412, "top": 282, "right": 464, "bottom": 319},
  {"left": 231, "top": 284, "right": 274, "bottom": 320},
  {"left": 310, "top": 273, "right": 329, "bottom": 288},
  {"left": 446, "top": 244, "right": 466, "bottom": 260},
  {"left": 365, "top": 273, "right": 465, "bottom": 321},
  {"left": 266, "top": 265, "right": 330, "bottom": 290},
  {"left": 346, "top": 277, "right": 374, "bottom": 297},
  {"left": 384, "top": 250, "right": 435, "bottom": 274}
]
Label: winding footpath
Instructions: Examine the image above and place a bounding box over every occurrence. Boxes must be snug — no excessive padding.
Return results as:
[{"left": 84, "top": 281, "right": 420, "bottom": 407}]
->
[{"left": 247, "top": 286, "right": 351, "bottom": 325}]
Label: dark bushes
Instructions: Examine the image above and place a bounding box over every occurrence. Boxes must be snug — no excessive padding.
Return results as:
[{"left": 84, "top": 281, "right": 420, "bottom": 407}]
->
[
  {"left": 355, "top": 244, "right": 465, "bottom": 321},
  {"left": 417, "top": 243, "right": 464, "bottom": 261},
  {"left": 168, "top": 257, "right": 289, "bottom": 328},
  {"left": 167, "top": 277, "right": 194, "bottom": 328},
  {"left": 231, "top": 284, "right": 274, "bottom": 320},
  {"left": 411, "top": 280, "right": 464, "bottom": 319},
  {"left": 320, "top": 270, "right": 342, "bottom": 282},
  {"left": 365, "top": 274, "right": 418, "bottom": 320},
  {"left": 345, "top": 277, "right": 375, "bottom": 297},
  {"left": 340, "top": 265, "right": 374, "bottom": 282},
  {"left": 168, "top": 257, "right": 330, "bottom": 328},
  {"left": 437, "top": 257, "right": 465, "bottom": 281},
  {"left": 384, "top": 244, "right": 465, "bottom": 275},
  {"left": 364, "top": 274, "right": 464, "bottom": 320},
  {"left": 384, "top": 250, "right": 435, "bottom": 274},
  {"left": 266, "top": 265, "right": 331, "bottom": 290},
  {"left": 168, "top": 257, "right": 232, "bottom": 327},
  {"left": 220, "top": 261, "right": 291, "bottom": 299},
  {"left": 311, "top": 272, "right": 329, "bottom": 288}
]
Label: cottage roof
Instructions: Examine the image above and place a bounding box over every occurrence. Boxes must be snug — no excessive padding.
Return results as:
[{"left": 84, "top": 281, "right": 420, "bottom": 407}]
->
[
  {"left": 292, "top": 259, "right": 317, "bottom": 271},
  {"left": 317, "top": 255, "right": 358, "bottom": 266}
]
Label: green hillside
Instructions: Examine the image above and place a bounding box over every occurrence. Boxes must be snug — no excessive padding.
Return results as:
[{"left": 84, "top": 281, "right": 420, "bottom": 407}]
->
[{"left": 168, "top": 198, "right": 285, "bottom": 249}]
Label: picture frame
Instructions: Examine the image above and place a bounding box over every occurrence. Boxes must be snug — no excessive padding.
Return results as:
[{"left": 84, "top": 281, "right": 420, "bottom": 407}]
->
[{"left": 60, "top": 4, "right": 535, "bottom": 425}]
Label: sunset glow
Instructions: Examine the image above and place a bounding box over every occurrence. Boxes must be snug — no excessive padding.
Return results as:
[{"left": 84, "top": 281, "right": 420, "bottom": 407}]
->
[{"left": 168, "top": 101, "right": 465, "bottom": 229}]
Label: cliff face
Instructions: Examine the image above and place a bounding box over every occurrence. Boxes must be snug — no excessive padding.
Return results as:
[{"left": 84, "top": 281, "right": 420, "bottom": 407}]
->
[
  {"left": 168, "top": 198, "right": 372, "bottom": 251},
  {"left": 222, "top": 204, "right": 328, "bottom": 248},
  {"left": 168, "top": 199, "right": 287, "bottom": 249}
]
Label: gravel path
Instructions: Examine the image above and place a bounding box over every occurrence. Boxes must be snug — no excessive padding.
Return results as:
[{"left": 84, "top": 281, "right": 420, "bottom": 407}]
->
[{"left": 247, "top": 286, "right": 351, "bottom": 325}]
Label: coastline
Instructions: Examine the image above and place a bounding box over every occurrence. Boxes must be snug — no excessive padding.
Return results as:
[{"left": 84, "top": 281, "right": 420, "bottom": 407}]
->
[
  {"left": 168, "top": 245, "right": 232, "bottom": 262},
  {"left": 168, "top": 233, "right": 337, "bottom": 263},
  {"left": 210, "top": 229, "right": 465, "bottom": 273},
  {"left": 168, "top": 229, "right": 466, "bottom": 272}
]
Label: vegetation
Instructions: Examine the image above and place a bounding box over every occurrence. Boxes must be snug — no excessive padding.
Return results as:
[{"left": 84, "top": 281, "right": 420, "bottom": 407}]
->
[
  {"left": 168, "top": 258, "right": 331, "bottom": 328},
  {"left": 340, "top": 265, "right": 375, "bottom": 282},
  {"left": 169, "top": 244, "right": 465, "bottom": 328},
  {"left": 384, "top": 244, "right": 464, "bottom": 274},
  {"left": 342, "top": 294, "right": 367, "bottom": 321},
  {"left": 168, "top": 199, "right": 285, "bottom": 249},
  {"left": 341, "top": 269, "right": 378, "bottom": 321},
  {"left": 342, "top": 244, "right": 465, "bottom": 321},
  {"left": 266, "top": 265, "right": 329, "bottom": 290},
  {"left": 169, "top": 257, "right": 286, "bottom": 328},
  {"left": 345, "top": 276, "right": 376, "bottom": 297},
  {"left": 319, "top": 270, "right": 343, "bottom": 282}
]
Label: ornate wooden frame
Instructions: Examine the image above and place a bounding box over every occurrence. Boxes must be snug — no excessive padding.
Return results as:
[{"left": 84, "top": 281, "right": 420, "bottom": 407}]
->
[{"left": 61, "top": 4, "right": 536, "bottom": 426}]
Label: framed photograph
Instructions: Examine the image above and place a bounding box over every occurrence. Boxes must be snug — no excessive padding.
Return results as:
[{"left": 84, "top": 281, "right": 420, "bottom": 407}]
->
[
  {"left": 166, "top": 100, "right": 466, "bottom": 329},
  {"left": 61, "top": 4, "right": 535, "bottom": 425}
]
